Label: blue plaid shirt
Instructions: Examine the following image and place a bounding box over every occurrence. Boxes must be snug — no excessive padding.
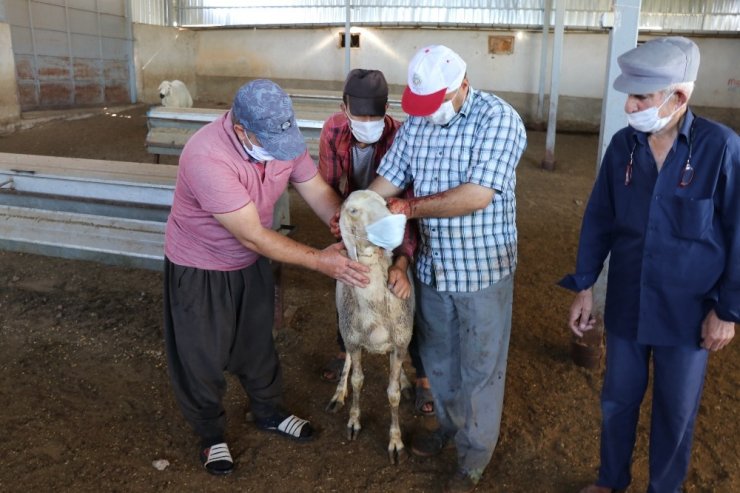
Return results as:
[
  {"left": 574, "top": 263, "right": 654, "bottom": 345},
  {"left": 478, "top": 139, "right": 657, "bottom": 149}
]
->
[{"left": 378, "top": 88, "right": 527, "bottom": 292}]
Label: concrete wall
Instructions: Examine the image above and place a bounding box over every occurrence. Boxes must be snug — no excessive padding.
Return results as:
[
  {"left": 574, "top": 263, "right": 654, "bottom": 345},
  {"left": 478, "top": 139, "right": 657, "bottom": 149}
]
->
[
  {"left": 191, "top": 26, "right": 739, "bottom": 131},
  {"left": 3, "top": 23, "right": 739, "bottom": 132},
  {"left": 0, "top": 22, "right": 21, "bottom": 129},
  {"left": 133, "top": 23, "right": 197, "bottom": 105}
]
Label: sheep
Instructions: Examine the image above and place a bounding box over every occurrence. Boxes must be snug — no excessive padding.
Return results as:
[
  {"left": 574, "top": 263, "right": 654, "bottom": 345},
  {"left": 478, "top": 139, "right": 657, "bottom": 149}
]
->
[
  {"left": 326, "top": 189, "right": 414, "bottom": 464},
  {"left": 158, "top": 80, "right": 193, "bottom": 108}
]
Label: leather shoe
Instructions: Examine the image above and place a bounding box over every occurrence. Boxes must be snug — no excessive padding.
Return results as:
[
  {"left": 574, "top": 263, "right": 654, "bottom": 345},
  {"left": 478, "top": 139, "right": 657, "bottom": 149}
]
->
[
  {"left": 444, "top": 468, "right": 478, "bottom": 493},
  {"left": 410, "top": 428, "right": 453, "bottom": 457}
]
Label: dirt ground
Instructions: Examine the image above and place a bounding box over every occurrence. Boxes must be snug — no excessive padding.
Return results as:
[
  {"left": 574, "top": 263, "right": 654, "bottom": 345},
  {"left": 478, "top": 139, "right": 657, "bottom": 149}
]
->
[{"left": 0, "top": 105, "right": 737, "bottom": 493}]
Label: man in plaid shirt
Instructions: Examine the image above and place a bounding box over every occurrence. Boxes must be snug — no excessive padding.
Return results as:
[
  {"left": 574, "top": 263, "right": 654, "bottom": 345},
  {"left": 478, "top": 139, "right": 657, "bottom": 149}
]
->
[
  {"left": 318, "top": 69, "right": 435, "bottom": 416},
  {"left": 370, "top": 45, "right": 527, "bottom": 493}
]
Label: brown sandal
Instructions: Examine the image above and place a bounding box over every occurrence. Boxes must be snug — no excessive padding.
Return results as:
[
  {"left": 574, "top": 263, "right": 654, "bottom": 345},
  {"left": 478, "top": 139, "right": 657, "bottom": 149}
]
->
[{"left": 414, "top": 386, "right": 435, "bottom": 416}]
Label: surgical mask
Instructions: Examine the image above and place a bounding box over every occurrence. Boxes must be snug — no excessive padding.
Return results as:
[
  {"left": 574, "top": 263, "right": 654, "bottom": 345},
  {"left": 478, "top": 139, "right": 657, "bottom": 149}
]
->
[
  {"left": 242, "top": 133, "right": 276, "bottom": 162},
  {"left": 425, "top": 89, "right": 459, "bottom": 126},
  {"left": 347, "top": 115, "right": 385, "bottom": 144},
  {"left": 365, "top": 214, "right": 407, "bottom": 250},
  {"left": 626, "top": 92, "right": 680, "bottom": 134}
]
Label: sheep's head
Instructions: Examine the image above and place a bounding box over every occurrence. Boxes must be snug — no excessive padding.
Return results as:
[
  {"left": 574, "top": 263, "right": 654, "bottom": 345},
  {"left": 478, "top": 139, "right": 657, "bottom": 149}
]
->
[
  {"left": 158, "top": 81, "right": 172, "bottom": 99},
  {"left": 340, "top": 190, "right": 404, "bottom": 260}
]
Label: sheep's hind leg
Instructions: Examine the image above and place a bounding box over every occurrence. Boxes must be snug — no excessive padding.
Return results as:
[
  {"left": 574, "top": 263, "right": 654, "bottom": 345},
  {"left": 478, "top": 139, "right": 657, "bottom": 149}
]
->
[
  {"left": 387, "top": 347, "right": 408, "bottom": 464},
  {"left": 326, "top": 352, "right": 352, "bottom": 413},
  {"left": 346, "top": 349, "right": 364, "bottom": 440}
]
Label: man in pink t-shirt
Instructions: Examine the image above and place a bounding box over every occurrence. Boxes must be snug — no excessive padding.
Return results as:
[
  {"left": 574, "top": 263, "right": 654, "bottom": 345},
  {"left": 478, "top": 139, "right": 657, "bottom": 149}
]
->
[{"left": 163, "top": 79, "right": 369, "bottom": 476}]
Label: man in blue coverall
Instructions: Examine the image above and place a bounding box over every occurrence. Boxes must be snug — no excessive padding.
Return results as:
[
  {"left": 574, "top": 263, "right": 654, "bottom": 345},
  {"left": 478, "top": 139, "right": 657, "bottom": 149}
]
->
[{"left": 560, "top": 37, "right": 738, "bottom": 493}]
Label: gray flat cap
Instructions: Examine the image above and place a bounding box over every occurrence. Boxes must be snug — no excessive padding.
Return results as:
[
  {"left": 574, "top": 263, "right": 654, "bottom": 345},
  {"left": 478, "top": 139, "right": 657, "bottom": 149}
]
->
[{"left": 613, "top": 37, "right": 700, "bottom": 95}]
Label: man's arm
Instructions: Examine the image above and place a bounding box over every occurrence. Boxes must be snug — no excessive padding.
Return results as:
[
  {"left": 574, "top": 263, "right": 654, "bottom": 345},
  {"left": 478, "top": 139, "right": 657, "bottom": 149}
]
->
[
  {"left": 385, "top": 182, "right": 494, "bottom": 219},
  {"left": 214, "top": 202, "right": 368, "bottom": 287},
  {"left": 317, "top": 115, "right": 344, "bottom": 196},
  {"left": 369, "top": 175, "right": 405, "bottom": 199},
  {"left": 292, "top": 174, "right": 343, "bottom": 226}
]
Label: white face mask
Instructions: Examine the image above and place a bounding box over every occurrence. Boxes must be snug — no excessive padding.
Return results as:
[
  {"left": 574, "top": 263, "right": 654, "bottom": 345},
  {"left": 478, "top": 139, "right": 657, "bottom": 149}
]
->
[
  {"left": 242, "top": 133, "right": 276, "bottom": 162},
  {"left": 365, "top": 214, "right": 407, "bottom": 250},
  {"left": 425, "top": 88, "right": 459, "bottom": 126},
  {"left": 347, "top": 115, "right": 385, "bottom": 144},
  {"left": 626, "top": 92, "right": 680, "bottom": 134}
]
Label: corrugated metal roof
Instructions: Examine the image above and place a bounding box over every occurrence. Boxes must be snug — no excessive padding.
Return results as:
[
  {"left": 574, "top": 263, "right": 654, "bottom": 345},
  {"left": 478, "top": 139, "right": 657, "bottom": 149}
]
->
[{"left": 130, "top": 0, "right": 740, "bottom": 32}]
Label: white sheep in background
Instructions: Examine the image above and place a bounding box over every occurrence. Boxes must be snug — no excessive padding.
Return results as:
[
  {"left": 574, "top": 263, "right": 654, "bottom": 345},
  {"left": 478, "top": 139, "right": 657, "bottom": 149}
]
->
[
  {"left": 326, "top": 189, "right": 414, "bottom": 464},
  {"left": 158, "top": 80, "right": 193, "bottom": 108}
]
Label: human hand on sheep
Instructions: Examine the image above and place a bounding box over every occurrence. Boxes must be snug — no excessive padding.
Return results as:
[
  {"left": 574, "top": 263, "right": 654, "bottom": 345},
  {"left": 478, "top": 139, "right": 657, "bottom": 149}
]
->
[
  {"left": 387, "top": 264, "right": 412, "bottom": 299},
  {"left": 318, "top": 242, "right": 370, "bottom": 287},
  {"left": 386, "top": 197, "right": 413, "bottom": 218},
  {"left": 329, "top": 211, "right": 341, "bottom": 238}
]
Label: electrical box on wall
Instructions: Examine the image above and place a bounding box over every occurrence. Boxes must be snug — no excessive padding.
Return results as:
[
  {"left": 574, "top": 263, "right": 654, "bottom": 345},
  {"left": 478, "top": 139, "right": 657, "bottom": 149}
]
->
[
  {"left": 338, "top": 33, "right": 360, "bottom": 48},
  {"left": 488, "top": 35, "right": 514, "bottom": 55}
]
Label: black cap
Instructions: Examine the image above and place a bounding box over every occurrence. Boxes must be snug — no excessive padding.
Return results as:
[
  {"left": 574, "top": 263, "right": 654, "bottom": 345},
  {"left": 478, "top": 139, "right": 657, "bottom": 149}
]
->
[{"left": 343, "top": 69, "right": 388, "bottom": 117}]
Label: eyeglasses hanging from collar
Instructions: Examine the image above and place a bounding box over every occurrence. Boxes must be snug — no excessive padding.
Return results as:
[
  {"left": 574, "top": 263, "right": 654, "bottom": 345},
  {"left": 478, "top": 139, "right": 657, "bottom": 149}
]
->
[
  {"left": 625, "top": 142, "right": 636, "bottom": 186},
  {"left": 678, "top": 122, "right": 696, "bottom": 188},
  {"left": 624, "top": 121, "right": 696, "bottom": 188}
]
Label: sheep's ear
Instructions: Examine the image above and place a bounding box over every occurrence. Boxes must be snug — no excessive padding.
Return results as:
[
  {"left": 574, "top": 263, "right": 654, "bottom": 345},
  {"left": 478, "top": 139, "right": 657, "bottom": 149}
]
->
[{"left": 341, "top": 234, "right": 359, "bottom": 262}]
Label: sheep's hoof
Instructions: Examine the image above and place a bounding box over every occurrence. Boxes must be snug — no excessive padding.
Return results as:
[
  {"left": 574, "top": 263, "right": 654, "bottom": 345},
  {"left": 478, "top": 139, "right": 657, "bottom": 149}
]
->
[
  {"left": 388, "top": 445, "right": 409, "bottom": 465},
  {"left": 325, "top": 399, "right": 344, "bottom": 413},
  {"left": 347, "top": 423, "right": 361, "bottom": 441}
]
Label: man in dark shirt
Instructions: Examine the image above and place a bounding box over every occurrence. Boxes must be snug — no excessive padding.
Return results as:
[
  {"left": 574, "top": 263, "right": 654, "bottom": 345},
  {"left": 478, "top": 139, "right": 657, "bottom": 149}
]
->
[{"left": 560, "top": 37, "right": 739, "bottom": 493}]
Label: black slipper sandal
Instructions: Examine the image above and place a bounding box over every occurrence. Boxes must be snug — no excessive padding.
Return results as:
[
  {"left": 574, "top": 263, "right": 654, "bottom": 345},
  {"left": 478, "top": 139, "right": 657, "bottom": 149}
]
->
[
  {"left": 200, "top": 442, "right": 234, "bottom": 475},
  {"left": 255, "top": 413, "right": 315, "bottom": 441}
]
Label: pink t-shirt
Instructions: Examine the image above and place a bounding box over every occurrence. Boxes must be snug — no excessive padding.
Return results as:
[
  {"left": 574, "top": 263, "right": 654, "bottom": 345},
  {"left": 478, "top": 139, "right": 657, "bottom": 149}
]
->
[{"left": 164, "top": 111, "right": 317, "bottom": 270}]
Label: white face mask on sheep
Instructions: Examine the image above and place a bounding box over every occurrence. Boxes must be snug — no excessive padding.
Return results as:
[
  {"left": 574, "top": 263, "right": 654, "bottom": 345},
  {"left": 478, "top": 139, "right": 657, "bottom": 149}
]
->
[
  {"left": 339, "top": 190, "right": 407, "bottom": 261},
  {"left": 329, "top": 189, "right": 415, "bottom": 464}
]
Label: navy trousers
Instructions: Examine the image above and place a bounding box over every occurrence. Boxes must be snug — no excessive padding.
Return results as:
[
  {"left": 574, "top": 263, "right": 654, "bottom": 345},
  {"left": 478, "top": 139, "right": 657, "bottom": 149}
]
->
[{"left": 598, "top": 332, "right": 709, "bottom": 492}]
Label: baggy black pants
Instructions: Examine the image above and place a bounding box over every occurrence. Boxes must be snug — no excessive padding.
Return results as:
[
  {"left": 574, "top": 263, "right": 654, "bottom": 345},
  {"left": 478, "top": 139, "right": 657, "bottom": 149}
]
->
[{"left": 163, "top": 256, "right": 282, "bottom": 445}]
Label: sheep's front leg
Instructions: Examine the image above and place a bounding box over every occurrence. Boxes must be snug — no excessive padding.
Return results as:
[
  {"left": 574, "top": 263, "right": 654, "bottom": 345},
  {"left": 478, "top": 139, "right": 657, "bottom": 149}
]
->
[
  {"left": 326, "top": 352, "right": 352, "bottom": 413},
  {"left": 347, "top": 349, "right": 364, "bottom": 440},
  {"left": 387, "top": 347, "right": 408, "bottom": 464}
]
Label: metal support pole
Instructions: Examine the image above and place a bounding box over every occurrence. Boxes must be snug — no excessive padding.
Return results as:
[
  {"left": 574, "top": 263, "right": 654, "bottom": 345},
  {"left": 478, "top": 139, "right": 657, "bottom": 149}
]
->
[
  {"left": 540, "top": 0, "right": 565, "bottom": 171},
  {"left": 168, "top": 0, "right": 178, "bottom": 27},
  {"left": 344, "top": 0, "right": 351, "bottom": 76},
  {"left": 573, "top": 0, "right": 642, "bottom": 367},
  {"left": 597, "top": 0, "right": 642, "bottom": 168},
  {"left": 535, "top": 0, "right": 552, "bottom": 128}
]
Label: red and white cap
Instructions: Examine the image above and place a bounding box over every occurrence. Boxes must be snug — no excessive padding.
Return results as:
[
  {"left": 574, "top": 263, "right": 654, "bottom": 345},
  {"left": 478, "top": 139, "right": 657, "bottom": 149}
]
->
[{"left": 401, "top": 45, "right": 467, "bottom": 117}]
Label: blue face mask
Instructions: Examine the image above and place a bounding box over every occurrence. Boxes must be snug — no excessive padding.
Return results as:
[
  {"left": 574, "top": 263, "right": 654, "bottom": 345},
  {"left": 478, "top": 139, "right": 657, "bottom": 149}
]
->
[{"left": 365, "top": 214, "right": 407, "bottom": 250}]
